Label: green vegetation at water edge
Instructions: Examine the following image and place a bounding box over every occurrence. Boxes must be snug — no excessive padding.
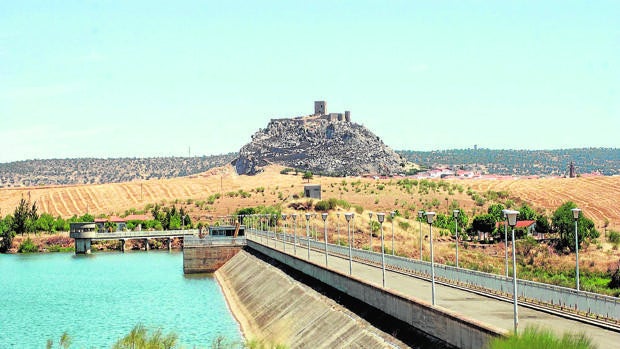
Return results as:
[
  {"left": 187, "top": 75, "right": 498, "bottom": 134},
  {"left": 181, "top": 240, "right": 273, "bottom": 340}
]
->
[
  {"left": 486, "top": 326, "right": 595, "bottom": 349},
  {"left": 46, "top": 324, "right": 288, "bottom": 349}
]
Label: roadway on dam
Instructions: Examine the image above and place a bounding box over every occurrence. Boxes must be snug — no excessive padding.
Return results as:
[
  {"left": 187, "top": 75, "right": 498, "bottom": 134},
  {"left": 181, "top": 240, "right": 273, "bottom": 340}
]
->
[{"left": 248, "top": 234, "right": 620, "bottom": 348}]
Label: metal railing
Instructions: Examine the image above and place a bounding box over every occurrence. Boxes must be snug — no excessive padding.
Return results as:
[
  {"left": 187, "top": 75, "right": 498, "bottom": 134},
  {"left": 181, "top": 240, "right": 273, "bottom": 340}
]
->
[
  {"left": 184, "top": 235, "right": 247, "bottom": 247},
  {"left": 92, "top": 229, "right": 199, "bottom": 239},
  {"left": 247, "top": 228, "right": 620, "bottom": 322}
]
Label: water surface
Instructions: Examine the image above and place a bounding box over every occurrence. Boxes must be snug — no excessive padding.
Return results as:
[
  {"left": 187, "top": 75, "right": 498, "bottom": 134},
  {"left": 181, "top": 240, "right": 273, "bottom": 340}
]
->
[{"left": 0, "top": 251, "right": 242, "bottom": 348}]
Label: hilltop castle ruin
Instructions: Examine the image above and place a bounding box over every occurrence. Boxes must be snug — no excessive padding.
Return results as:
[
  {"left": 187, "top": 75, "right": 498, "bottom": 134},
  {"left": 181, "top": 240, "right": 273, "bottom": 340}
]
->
[{"left": 271, "top": 101, "right": 351, "bottom": 123}]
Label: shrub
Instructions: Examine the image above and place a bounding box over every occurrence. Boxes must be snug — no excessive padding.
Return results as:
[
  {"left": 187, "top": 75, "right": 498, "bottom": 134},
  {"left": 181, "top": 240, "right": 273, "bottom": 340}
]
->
[
  {"left": 354, "top": 205, "right": 364, "bottom": 214},
  {"left": 608, "top": 230, "right": 620, "bottom": 244},
  {"left": 487, "top": 326, "right": 594, "bottom": 349},
  {"left": 18, "top": 238, "right": 38, "bottom": 253}
]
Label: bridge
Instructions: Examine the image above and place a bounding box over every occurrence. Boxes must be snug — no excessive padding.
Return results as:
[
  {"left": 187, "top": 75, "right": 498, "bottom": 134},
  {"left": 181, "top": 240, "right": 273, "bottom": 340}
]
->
[
  {"left": 69, "top": 222, "right": 197, "bottom": 254},
  {"left": 197, "top": 224, "right": 620, "bottom": 349}
]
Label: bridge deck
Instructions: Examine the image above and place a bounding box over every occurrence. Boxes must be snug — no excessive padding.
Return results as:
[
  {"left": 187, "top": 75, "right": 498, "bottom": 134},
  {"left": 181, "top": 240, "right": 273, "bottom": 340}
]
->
[
  {"left": 90, "top": 229, "right": 198, "bottom": 240},
  {"left": 246, "top": 233, "right": 620, "bottom": 348}
]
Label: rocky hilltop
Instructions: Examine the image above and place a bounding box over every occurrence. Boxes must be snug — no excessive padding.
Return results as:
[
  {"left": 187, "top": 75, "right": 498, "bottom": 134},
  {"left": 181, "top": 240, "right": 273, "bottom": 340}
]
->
[{"left": 233, "top": 103, "right": 405, "bottom": 176}]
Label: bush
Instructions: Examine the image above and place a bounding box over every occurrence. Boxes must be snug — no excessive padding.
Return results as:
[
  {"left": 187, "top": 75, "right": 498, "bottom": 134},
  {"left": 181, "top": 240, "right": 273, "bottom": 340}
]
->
[
  {"left": 18, "top": 237, "right": 38, "bottom": 253},
  {"left": 608, "top": 230, "right": 620, "bottom": 244},
  {"left": 487, "top": 326, "right": 594, "bottom": 349}
]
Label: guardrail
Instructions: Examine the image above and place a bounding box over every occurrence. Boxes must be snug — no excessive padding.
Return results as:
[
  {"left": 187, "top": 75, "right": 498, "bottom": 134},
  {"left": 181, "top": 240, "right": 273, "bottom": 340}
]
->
[
  {"left": 184, "top": 235, "right": 247, "bottom": 247},
  {"left": 93, "top": 229, "right": 199, "bottom": 239},
  {"left": 248, "top": 228, "right": 620, "bottom": 322}
]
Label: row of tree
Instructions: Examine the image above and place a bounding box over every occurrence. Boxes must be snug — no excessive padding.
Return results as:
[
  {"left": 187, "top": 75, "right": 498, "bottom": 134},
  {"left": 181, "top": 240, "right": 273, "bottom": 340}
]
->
[
  {"left": 416, "top": 201, "right": 597, "bottom": 252},
  {"left": 0, "top": 198, "right": 95, "bottom": 252}
]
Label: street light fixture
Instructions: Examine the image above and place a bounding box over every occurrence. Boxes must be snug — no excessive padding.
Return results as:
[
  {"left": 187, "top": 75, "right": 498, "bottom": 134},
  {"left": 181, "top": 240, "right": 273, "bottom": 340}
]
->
[
  {"left": 322, "top": 212, "right": 329, "bottom": 266},
  {"left": 281, "top": 213, "right": 288, "bottom": 252},
  {"left": 291, "top": 214, "right": 298, "bottom": 255},
  {"left": 273, "top": 214, "right": 278, "bottom": 247},
  {"left": 390, "top": 211, "right": 396, "bottom": 256},
  {"left": 572, "top": 208, "right": 582, "bottom": 291},
  {"left": 453, "top": 210, "right": 460, "bottom": 268},
  {"left": 345, "top": 213, "right": 353, "bottom": 275},
  {"left": 425, "top": 211, "right": 436, "bottom": 305},
  {"left": 305, "top": 213, "right": 311, "bottom": 260},
  {"left": 368, "top": 212, "right": 374, "bottom": 251},
  {"left": 418, "top": 210, "right": 424, "bottom": 260},
  {"left": 377, "top": 212, "right": 386, "bottom": 288},
  {"left": 505, "top": 209, "right": 519, "bottom": 334}
]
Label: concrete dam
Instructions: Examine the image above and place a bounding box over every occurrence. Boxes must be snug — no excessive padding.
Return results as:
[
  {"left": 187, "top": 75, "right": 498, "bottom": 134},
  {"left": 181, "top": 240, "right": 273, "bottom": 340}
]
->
[{"left": 184, "top": 227, "right": 619, "bottom": 348}]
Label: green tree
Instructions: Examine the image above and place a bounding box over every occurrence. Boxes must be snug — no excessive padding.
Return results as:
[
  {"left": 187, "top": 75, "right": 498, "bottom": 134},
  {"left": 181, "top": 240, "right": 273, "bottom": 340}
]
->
[
  {"left": 535, "top": 215, "right": 550, "bottom": 235},
  {"left": 54, "top": 216, "right": 67, "bottom": 232},
  {"left": 552, "top": 201, "right": 599, "bottom": 251},
  {"left": 518, "top": 204, "right": 537, "bottom": 221},
  {"left": 13, "top": 197, "right": 31, "bottom": 236},
  {"left": 0, "top": 216, "right": 15, "bottom": 253},
  {"left": 302, "top": 171, "right": 313, "bottom": 183},
  {"left": 36, "top": 213, "right": 56, "bottom": 233},
  {"left": 472, "top": 214, "right": 496, "bottom": 236},
  {"left": 487, "top": 203, "right": 506, "bottom": 222}
]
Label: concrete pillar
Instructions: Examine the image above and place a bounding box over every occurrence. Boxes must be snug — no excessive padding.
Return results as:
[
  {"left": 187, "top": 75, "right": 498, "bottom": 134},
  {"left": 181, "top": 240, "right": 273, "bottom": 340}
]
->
[
  {"left": 75, "top": 238, "right": 92, "bottom": 254},
  {"left": 120, "top": 239, "right": 125, "bottom": 253},
  {"left": 145, "top": 239, "right": 149, "bottom": 251},
  {"left": 168, "top": 237, "right": 172, "bottom": 252}
]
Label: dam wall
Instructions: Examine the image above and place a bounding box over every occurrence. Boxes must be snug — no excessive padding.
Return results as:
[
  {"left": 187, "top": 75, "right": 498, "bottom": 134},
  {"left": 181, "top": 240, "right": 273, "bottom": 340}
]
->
[
  {"left": 215, "top": 250, "right": 410, "bottom": 348},
  {"left": 246, "top": 241, "right": 503, "bottom": 349}
]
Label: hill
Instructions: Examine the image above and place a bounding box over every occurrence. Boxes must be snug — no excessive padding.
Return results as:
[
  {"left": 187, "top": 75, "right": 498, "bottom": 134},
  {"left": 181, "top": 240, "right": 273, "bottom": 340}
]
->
[
  {"left": 398, "top": 148, "right": 620, "bottom": 176},
  {"left": 233, "top": 105, "right": 406, "bottom": 176},
  {"left": 0, "top": 154, "right": 236, "bottom": 188}
]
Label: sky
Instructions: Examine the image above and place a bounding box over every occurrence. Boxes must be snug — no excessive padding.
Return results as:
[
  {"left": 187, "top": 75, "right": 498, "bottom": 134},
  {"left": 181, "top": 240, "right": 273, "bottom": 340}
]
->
[{"left": 1, "top": 1, "right": 619, "bottom": 163}]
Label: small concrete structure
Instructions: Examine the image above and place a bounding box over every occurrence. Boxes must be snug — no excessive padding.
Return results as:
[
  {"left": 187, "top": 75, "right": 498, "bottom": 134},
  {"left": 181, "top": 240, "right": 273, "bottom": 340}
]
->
[
  {"left": 304, "top": 184, "right": 321, "bottom": 199},
  {"left": 70, "top": 222, "right": 98, "bottom": 254},
  {"left": 183, "top": 233, "right": 247, "bottom": 274}
]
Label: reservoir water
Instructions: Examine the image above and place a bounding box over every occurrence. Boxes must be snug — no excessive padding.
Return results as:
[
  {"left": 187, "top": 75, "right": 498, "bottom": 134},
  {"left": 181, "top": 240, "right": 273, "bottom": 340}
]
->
[{"left": 0, "top": 251, "right": 242, "bottom": 348}]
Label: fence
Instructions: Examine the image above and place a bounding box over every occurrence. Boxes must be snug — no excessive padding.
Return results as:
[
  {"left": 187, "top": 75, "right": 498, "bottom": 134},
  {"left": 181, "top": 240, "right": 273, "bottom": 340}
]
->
[{"left": 248, "top": 228, "right": 620, "bottom": 322}]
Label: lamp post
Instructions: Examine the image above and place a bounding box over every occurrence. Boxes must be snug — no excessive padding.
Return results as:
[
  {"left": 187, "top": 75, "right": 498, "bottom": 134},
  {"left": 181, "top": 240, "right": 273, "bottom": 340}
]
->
[
  {"left": 418, "top": 210, "right": 424, "bottom": 260},
  {"left": 377, "top": 212, "right": 386, "bottom": 287},
  {"left": 453, "top": 210, "right": 460, "bottom": 268},
  {"left": 505, "top": 209, "right": 520, "bottom": 334},
  {"left": 351, "top": 213, "right": 356, "bottom": 248},
  {"left": 425, "top": 211, "right": 436, "bottom": 305},
  {"left": 336, "top": 213, "right": 341, "bottom": 245},
  {"left": 281, "top": 214, "right": 288, "bottom": 252},
  {"left": 390, "top": 211, "right": 396, "bottom": 255},
  {"left": 502, "top": 210, "right": 509, "bottom": 277},
  {"left": 305, "top": 213, "right": 311, "bottom": 260},
  {"left": 322, "top": 212, "right": 329, "bottom": 266},
  {"left": 345, "top": 213, "right": 353, "bottom": 275},
  {"left": 572, "top": 208, "right": 581, "bottom": 291},
  {"left": 291, "top": 214, "right": 298, "bottom": 255},
  {"left": 368, "top": 212, "right": 373, "bottom": 251},
  {"left": 273, "top": 214, "right": 278, "bottom": 247}
]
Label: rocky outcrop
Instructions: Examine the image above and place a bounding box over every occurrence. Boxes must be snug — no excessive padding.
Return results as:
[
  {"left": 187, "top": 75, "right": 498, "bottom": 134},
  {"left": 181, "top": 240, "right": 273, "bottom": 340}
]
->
[{"left": 233, "top": 117, "right": 405, "bottom": 176}]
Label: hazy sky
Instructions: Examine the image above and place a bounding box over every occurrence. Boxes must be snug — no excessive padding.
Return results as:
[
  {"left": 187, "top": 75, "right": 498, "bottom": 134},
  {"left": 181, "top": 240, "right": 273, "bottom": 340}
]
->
[{"left": 1, "top": 1, "right": 618, "bottom": 163}]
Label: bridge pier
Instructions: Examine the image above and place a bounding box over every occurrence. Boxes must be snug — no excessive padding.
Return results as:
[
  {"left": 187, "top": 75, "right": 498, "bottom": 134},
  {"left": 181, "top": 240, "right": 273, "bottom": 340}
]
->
[
  {"left": 119, "top": 239, "right": 125, "bottom": 253},
  {"left": 144, "top": 239, "right": 149, "bottom": 251},
  {"left": 75, "top": 238, "right": 92, "bottom": 254},
  {"left": 167, "top": 238, "right": 172, "bottom": 252}
]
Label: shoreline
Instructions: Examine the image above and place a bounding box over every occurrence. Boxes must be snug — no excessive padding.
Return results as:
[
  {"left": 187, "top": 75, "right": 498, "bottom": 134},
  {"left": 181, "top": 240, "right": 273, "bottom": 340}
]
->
[{"left": 214, "top": 265, "right": 255, "bottom": 343}]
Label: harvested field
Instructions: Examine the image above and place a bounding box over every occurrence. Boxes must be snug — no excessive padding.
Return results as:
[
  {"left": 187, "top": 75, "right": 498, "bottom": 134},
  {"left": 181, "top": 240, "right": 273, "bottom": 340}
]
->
[{"left": 0, "top": 166, "right": 618, "bottom": 233}]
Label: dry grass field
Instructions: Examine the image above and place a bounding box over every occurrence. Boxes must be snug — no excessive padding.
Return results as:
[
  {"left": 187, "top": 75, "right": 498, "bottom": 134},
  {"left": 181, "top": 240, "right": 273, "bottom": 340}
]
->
[{"left": 1, "top": 165, "right": 618, "bottom": 232}]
